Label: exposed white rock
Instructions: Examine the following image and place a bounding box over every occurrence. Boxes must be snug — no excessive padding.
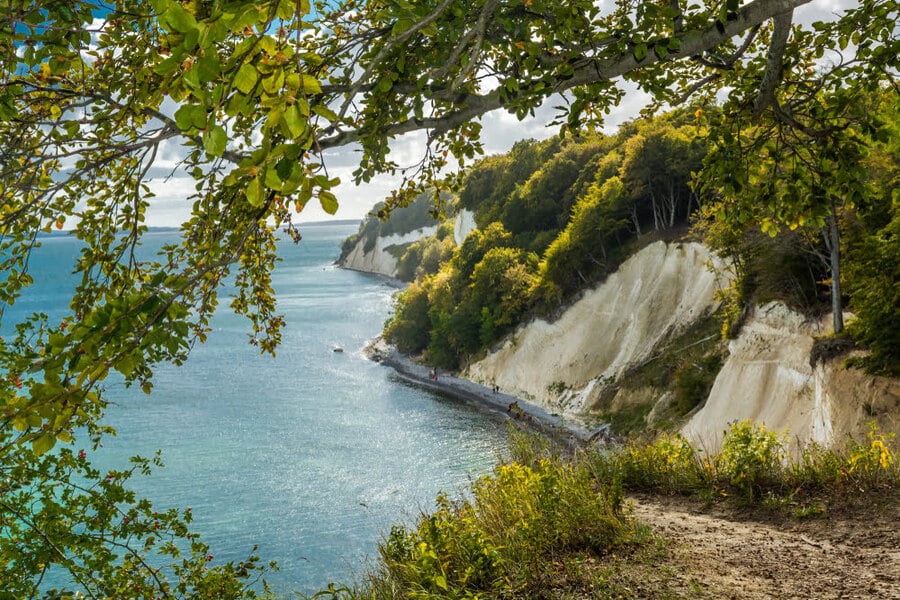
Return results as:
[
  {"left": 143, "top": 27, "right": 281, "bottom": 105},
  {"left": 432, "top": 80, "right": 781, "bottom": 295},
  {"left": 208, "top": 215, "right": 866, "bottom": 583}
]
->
[
  {"left": 380, "top": 225, "right": 439, "bottom": 249},
  {"left": 464, "top": 241, "right": 728, "bottom": 418},
  {"left": 454, "top": 209, "right": 477, "bottom": 246},
  {"left": 340, "top": 225, "right": 439, "bottom": 278},
  {"left": 682, "top": 302, "right": 900, "bottom": 451}
]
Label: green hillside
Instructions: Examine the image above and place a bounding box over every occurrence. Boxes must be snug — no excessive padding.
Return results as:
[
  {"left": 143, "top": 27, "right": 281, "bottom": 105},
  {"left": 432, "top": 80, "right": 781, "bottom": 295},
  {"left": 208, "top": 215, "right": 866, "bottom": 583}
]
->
[{"left": 373, "top": 102, "right": 898, "bottom": 376}]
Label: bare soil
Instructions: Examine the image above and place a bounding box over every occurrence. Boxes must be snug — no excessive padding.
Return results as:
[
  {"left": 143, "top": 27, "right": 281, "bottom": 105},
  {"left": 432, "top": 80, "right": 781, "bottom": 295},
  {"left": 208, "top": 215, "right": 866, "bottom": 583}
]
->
[{"left": 620, "top": 494, "right": 900, "bottom": 599}]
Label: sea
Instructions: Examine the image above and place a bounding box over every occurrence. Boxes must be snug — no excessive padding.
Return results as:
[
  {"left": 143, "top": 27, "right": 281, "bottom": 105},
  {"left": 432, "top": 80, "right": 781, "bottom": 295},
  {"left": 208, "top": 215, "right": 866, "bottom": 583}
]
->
[{"left": 7, "top": 222, "right": 510, "bottom": 595}]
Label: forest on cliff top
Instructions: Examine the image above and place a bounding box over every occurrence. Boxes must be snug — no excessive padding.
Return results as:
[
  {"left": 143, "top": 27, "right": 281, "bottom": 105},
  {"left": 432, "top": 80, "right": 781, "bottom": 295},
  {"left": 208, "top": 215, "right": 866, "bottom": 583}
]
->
[{"left": 371, "top": 99, "right": 898, "bottom": 376}]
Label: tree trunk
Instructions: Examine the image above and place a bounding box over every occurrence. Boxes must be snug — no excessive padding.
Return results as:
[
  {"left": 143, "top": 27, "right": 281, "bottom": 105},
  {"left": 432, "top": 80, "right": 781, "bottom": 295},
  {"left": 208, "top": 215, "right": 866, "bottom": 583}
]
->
[
  {"left": 667, "top": 180, "right": 677, "bottom": 228},
  {"left": 825, "top": 197, "right": 844, "bottom": 333}
]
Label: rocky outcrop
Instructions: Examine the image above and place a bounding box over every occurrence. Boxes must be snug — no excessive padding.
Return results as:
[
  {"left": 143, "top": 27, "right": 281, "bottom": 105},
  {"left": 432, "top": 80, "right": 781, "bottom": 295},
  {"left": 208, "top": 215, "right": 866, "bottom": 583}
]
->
[
  {"left": 682, "top": 302, "right": 900, "bottom": 450},
  {"left": 464, "top": 241, "right": 728, "bottom": 420},
  {"left": 461, "top": 241, "right": 899, "bottom": 446},
  {"left": 339, "top": 225, "right": 438, "bottom": 278},
  {"left": 454, "top": 209, "right": 477, "bottom": 246}
]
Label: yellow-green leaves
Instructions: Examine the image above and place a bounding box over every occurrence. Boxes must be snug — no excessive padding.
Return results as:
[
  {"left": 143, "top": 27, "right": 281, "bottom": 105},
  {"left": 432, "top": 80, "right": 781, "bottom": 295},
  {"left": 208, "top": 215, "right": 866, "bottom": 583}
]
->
[
  {"left": 31, "top": 432, "right": 56, "bottom": 456},
  {"left": 319, "top": 190, "right": 339, "bottom": 215},
  {"left": 159, "top": 2, "right": 199, "bottom": 34},
  {"left": 245, "top": 176, "right": 264, "bottom": 207},
  {"left": 633, "top": 43, "right": 648, "bottom": 62},
  {"left": 203, "top": 124, "right": 227, "bottom": 157},
  {"left": 234, "top": 64, "right": 259, "bottom": 95},
  {"left": 174, "top": 104, "right": 207, "bottom": 131}
]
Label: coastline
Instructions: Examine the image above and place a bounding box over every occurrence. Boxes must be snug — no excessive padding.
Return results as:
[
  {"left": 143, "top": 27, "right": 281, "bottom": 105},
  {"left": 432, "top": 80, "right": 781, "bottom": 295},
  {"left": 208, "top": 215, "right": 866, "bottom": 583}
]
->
[{"left": 364, "top": 337, "right": 592, "bottom": 449}]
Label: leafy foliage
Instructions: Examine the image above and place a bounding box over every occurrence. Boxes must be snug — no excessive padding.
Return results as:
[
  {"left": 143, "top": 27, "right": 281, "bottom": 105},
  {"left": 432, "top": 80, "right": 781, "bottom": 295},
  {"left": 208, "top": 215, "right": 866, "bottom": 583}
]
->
[
  {"left": 360, "top": 460, "right": 637, "bottom": 599},
  {"left": 0, "top": 434, "right": 274, "bottom": 598},
  {"left": 316, "top": 422, "right": 898, "bottom": 598},
  {"left": 386, "top": 112, "right": 709, "bottom": 367},
  {"left": 1, "top": 0, "right": 898, "bottom": 595}
]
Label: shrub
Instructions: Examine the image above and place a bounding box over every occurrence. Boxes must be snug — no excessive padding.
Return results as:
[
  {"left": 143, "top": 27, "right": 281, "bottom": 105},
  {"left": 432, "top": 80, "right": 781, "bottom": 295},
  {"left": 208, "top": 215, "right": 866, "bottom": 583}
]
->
[
  {"left": 844, "top": 423, "right": 896, "bottom": 488},
  {"left": 363, "top": 459, "right": 638, "bottom": 598},
  {"left": 715, "top": 420, "right": 786, "bottom": 500},
  {"left": 614, "top": 433, "right": 704, "bottom": 494}
]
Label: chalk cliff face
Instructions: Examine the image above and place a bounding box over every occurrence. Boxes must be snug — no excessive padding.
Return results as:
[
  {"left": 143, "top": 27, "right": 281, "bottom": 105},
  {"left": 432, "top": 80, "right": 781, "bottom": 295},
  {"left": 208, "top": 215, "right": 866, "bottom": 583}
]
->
[
  {"left": 339, "top": 225, "right": 438, "bottom": 278},
  {"left": 462, "top": 242, "right": 899, "bottom": 445},
  {"left": 341, "top": 208, "right": 475, "bottom": 279},
  {"left": 343, "top": 212, "right": 899, "bottom": 446},
  {"left": 464, "top": 241, "right": 728, "bottom": 419},
  {"left": 682, "top": 302, "right": 900, "bottom": 450},
  {"left": 454, "top": 209, "right": 477, "bottom": 246}
]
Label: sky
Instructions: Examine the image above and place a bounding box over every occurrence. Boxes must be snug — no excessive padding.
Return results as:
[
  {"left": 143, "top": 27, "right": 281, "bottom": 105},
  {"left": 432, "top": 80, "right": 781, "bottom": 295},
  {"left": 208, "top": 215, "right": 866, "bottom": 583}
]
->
[{"left": 141, "top": 0, "right": 854, "bottom": 226}]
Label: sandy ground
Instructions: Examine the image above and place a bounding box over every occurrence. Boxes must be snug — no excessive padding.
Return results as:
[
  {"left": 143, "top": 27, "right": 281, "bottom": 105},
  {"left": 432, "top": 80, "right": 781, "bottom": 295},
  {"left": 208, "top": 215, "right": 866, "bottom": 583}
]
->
[{"left": 628, "top": 495, "right": 900, "bottom": 600}]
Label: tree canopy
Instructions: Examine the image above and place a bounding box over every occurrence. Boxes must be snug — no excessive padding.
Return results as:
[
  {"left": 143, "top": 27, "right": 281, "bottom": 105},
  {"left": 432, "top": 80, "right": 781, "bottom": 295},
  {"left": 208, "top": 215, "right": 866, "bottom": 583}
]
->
[{"left": 2, "top": 0, "right": 898, "bottom": 596}]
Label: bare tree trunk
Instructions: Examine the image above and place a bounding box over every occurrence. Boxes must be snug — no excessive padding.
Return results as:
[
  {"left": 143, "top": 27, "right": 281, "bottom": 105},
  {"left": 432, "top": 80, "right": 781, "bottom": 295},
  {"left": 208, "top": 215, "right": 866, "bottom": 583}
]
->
[
  {"left": 825, "top": 197, "right": 843, "bottom": 333},
  {"left": 667, "top": 180, "right": 677, "bottom": 228},
  {"left": 651, "top": 191, "right": 661, "bottom": 231}
]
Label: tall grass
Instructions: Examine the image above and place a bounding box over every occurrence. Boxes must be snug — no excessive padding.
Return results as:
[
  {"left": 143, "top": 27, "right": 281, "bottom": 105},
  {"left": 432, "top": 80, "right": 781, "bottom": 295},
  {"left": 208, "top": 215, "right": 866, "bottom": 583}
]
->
[{"left": 310, "top": 421, "right": 898, "bottom": 599}]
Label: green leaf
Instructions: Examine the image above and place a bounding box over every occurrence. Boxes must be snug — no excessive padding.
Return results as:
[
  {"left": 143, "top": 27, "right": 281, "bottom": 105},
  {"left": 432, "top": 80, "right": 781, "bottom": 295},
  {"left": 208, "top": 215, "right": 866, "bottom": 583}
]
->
[
  {"left": 174, "top": 104, "right": 207, "bottom": 131},
  {"left": 203, "top": 124, "right": 227, "bottom": 157},
  {"left": 633, "top": 43, "right": 648, "bottom": 62},
  {"left": 434, "top": 575, "right": 448, "bottom": 591},
  {"left": 319, "top": 190, "right": 338, "bottom": 215},
  {"left": 234, "top": 63, "right": 259, "bottom": 94},
  {"left": 301, "top": 74, "right": 322, "bottom": 95},
  {"left": 282, "top": 103, "right": 308, "bottom": 139},
  {"left": 32, "top": 433, "right": 56, "bottom": 456},
  {"left": 262, "top": 69, "right": 286, "bottom": 94},
  {"left": 246, "top": 176, "right": 264, "bottom": 207},
  {"left": 163, "top": 3, "right": 199, "bottom": 34},
  {"left": 275, "top": 157, "right": 292, "bottom": 180},
  {"left": 312, "top": 104, "right": 339, "bottom": 122},
  {"left": 392, "top": 18, "right": 415, "bottom": 36},
  {"left": 153, "top": 55, "right": 183, "bottom": 76},
  {"left": 196, "top": 54, "right": 222, "bottom": 84}
]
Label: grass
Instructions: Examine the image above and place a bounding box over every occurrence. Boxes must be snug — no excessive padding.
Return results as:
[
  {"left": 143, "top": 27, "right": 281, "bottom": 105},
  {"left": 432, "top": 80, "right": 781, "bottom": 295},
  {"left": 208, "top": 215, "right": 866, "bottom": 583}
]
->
[{"left": 305, "top": 421, "right": 899, "bottom": 599}]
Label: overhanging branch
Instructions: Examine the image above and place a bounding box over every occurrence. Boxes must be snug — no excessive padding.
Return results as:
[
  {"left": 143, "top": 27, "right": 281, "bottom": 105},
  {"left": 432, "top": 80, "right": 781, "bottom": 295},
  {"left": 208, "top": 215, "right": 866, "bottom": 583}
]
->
[{"left": 317, "top": 0, "right": 814, "bottom": 150}]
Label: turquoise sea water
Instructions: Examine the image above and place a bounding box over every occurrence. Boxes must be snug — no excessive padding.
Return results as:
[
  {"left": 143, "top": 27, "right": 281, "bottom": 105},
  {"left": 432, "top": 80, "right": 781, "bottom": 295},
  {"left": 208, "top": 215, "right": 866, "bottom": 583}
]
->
[{"left": 9, "top": 223, "right": 509, "bottom": 594}]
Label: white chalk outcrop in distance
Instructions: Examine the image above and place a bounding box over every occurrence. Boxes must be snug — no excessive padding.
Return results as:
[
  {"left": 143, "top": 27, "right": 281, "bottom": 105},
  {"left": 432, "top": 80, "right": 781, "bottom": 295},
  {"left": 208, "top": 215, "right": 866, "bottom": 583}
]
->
[{"left": 340, "top": 225, "right": 439, "bottom": 278}]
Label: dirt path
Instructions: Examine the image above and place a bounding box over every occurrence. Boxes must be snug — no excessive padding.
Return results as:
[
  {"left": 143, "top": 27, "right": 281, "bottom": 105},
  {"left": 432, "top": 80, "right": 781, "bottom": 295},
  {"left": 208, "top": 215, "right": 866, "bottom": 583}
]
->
[{"left": 628, "top": 495, "right": 900, "bottom": 599}]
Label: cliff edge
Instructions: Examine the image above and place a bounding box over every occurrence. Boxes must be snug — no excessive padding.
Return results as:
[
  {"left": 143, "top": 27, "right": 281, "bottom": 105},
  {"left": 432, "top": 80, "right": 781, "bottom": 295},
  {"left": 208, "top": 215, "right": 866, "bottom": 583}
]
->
[{"left": 462, "top": 241, "right": 899, "bottom": 446}]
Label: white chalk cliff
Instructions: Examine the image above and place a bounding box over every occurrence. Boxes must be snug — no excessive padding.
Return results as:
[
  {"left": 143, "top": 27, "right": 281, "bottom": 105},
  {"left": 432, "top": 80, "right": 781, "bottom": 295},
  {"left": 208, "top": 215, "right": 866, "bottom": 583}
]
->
[
  {"left": 341, "top": 210, "right": 474, "bottom": 279},
  {"left": 340, "top": 225, "right": 439, "bottom": 278},
  {"left": 682, "top": 302, "right": 900, "bottom": 450},
  {"left": 454, "top": 209, "right": 477, "bottom": 247},
  {"left": 464, "top": 241, "right": 728, "bottom": 418},
  {"left": 462, "top": 241, "right": 899, "bottom": 445}
]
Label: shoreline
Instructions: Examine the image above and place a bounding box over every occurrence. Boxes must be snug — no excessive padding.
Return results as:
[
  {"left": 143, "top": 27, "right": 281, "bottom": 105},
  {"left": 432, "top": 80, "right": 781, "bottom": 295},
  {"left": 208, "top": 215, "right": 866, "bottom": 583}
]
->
[{"left": 364, "top": 337, "right": 594, "bottom": 449}]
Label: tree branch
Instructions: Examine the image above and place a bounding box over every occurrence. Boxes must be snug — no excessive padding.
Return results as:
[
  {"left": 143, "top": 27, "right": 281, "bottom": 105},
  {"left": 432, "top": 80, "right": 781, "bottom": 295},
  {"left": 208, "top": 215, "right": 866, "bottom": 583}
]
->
[
  {"left": 754, "top": 8, "right": 794, "bottom": 115},
  {"left": 318, "top": 0, "right": 813, "bottom": 149}
]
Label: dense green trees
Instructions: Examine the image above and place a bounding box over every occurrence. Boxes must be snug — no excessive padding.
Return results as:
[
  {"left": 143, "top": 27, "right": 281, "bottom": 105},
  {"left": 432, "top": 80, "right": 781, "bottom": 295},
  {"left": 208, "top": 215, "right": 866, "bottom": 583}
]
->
[
  {"left": 387, "top": 93, "right": 898, "bottom": 375},
  {"left": 385, "top": 114, "right": 708, "bottom": 366}
]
